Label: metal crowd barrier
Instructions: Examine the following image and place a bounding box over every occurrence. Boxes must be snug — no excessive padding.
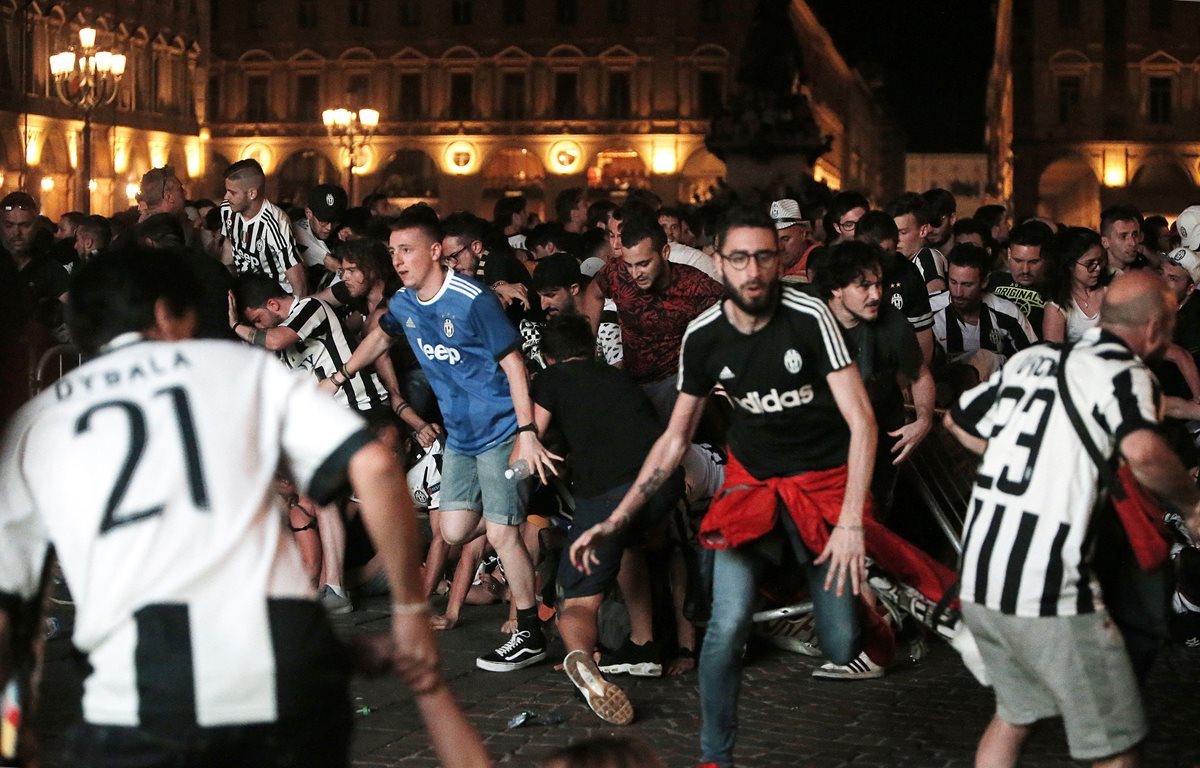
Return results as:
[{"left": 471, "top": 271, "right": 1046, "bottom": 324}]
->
[{"left": 897, "top": 407, "right": 979, "bottom": 556}]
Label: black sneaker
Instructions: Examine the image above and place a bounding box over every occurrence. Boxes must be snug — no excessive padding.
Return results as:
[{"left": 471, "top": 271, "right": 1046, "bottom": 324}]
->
[
  {"left": 476, "top": 628, "right": 548, "bottom": 672},
  {"left": 598, "top": 637, "right": 662, "bottom": 678}
]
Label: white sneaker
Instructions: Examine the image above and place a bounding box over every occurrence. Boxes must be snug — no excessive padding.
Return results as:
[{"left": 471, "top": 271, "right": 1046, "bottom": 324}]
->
[
  {"left": 563, "top": 650, "right": 634, "bottom": 725},
  {"left": 811, "top": 651, "right": 885, "bottom": 680}
]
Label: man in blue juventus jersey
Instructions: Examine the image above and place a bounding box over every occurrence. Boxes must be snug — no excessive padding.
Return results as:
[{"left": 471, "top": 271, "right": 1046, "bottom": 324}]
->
[{"left": 329, "top": 208, "right": 560, "bottom": 672}]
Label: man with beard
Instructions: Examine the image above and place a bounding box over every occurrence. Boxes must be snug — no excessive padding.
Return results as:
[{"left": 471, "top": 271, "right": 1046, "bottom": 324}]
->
[
  {"left": 529, "top": 254, "right": 622, "bottom": 366},
  {"left": 585, "top": 212, "right": 722, "bottom": 419},
  {"left": 922, "top": 188, "right": 957, "bottom": 256},
  {"left": 570, "top": 207, "right": 881, "bottom": 768}
]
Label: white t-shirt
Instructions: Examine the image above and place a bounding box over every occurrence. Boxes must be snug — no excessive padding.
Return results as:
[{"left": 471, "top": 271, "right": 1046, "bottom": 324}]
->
[{"left": 667, "top": 242, "right": 719, "bottom": 281}]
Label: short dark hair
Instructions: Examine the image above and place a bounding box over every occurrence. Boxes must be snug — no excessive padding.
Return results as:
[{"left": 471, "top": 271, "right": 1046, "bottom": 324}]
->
[
  {"left": 67, "top": 247, "right": 200, "bottom": 355},
  {"left": 59, "top": 211, "right": 86, "bottom": 229},
  {"left": 855, "top": 210, "right": 898, "bottom": 246},
  {"left": 973, "top": 204, "right": 1009, "bottom": 232},
  {"left": 886, "top": 192, "right": 931, "bottom": 227},
  {"left": 587, "top": 199, "right": 618, "bottom": 230},
  {"left": 223, "top": 158, "right": 265, "bottom": 188},
  {"left": 811, "top": 240, "right": 882, "bottom": 300},
  {"left": 1099, "top": 204, "right": 1141, "bottom": 236},
  {"left": 76, "top": 215, "right": 112, "bottom": 251},
  {"left": 442, "top": 211, "right": 489, "bottom": 245},
  {"left": 947, "top": 243, "right": 991, "bottom": 279},
  {"left": 541, "top": 313, "right": 595, "bottom": 362},
  {"left": 554, "top": 187, "right": 585, "bottom": 224},
  {"left": 493, "top": 195, "right": 527, "bottom": 227},
  {"left": 952, "top": 217, "right": 991, "bottom": 244},
  {"left": 532, "top": 253, "right": 584, "bottom": 292},
  {"left": 713, "top": 206, "right": 776, "bottom": 251},
  {"left": 657, "top": 205, "right": 685, "bottom": 223},
  {"left": 233, "top": 273, "right": 288, "bottom": 310},
  {"left": 619, "top": 213, "right": 667, "bottom": 253},
  {"left": 922, "top": 188, "right": 957, "bottom": 221},
  {"left": 526, "top": 222, "right": 567, "bottom": 252},
  {"left": 140, "top": 166, "right": 179, "bottom": 207},
  {"left": 829, "top": 191, "right": 870, "bottom": 224},
  {"left": 390, "top": 204, "right": 444, "bottom": 244},
  {"left": 1008, "top": 219, "right": 1054, "bottom": 249},
  {"left": 577, "top": 228, "right": 609, "bottom": 261},
  {"left": 612, "top": 200, "right": 657, "bottom": 229},
  {"left": 136, "top": 212, "right": 187, "bottom": 250}
]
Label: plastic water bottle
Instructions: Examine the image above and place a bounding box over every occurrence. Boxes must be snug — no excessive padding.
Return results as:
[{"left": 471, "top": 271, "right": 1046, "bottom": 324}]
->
[{"left": 504, "top": 459, "right": 532, "bottom": 481}]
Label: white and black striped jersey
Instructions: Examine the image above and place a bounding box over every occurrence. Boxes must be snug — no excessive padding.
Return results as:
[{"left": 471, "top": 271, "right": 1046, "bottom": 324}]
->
[
  {"left": 279, "top": 297, "right": 388, "bottom": 414},
  {"left": 931, "top": 291, "right": 1037, "bottom": 360},
  {"left": 911, "top": 246, "right": 947, "bottom": 288},
  {"left": 220, "top": 199, "right": 302, "bottom": 294},
  {"left": 950, "top": 328, "right": 1161, "bottom": 617},
  {"left": 0, "top": 336, "right": 371, "bottom": 728}
]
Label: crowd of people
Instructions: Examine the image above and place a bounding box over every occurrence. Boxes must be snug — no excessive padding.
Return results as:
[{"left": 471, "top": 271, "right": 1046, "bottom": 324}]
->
[{"left": 1, "top": 157, "right": 1199, "bottom": 768}]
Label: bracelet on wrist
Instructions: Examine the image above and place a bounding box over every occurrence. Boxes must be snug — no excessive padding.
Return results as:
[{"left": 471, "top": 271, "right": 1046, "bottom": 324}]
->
[
  {"left": 396, "top": 402, "right": 412, "bottom": 416},
  {"left": 391, "top": 600, "right": 430, "bottom": 616},
  {"left": 515, "top": 423, "right": 537, "bottom": 434}
]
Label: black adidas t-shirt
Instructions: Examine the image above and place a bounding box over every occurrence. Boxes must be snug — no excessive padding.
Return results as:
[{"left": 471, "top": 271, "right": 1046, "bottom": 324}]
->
[
  {"left": 839, "top": 304, "right": 922, "bottom": 432},
  {"left": 678, "top": 286, "right": 854, "bottom": 478},
  {"left": 881, "top": 253, "right": 933, "bottom": 331}
]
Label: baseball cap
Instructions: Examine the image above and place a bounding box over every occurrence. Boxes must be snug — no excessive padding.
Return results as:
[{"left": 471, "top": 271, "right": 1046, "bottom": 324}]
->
[
  {"left": 579, "top": 256, "right": 605, "bottom": 278},
  {"left": 307, "top": 184, "right": 348, "bottom": 223},
  {"left": 769, "top": 199, "right": 803, "bottom": 230},
  {"left": 1166, "top": 246, "right": 1200, "bottom": 284},
  {"left": 532, "top": 253, "right": 584, "bottom": 292},
  {"left": 1177, "top": 205, "right": 1200, "bottom": 251},
  {"left": 1, "top": 191, "right": 38, "bottom": 212}
]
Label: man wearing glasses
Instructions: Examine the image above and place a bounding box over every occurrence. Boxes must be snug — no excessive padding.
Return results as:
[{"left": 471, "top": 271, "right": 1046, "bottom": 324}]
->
[{"left": 570, "top": 207, "right": 878, "bottom": 768}]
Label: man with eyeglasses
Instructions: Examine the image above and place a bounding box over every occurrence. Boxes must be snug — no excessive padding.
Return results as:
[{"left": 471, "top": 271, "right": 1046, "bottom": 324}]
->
[
  {"left": 1, "top": 192, "right": 69, "bottom": 340},
  {"left": 827, "top": 191, "right": 869, "bottom": 246},
  {"left": 571, "top": 207, "right": 880, "bottom": 768},
  {"left": 584, "top": 209, "right": 722, "bottom": 419},
  {"left": 441, "top": 211, "right": 539, "bottom": 328}
]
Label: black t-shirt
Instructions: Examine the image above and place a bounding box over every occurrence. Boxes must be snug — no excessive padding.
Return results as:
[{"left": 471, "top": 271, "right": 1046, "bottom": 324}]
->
[
  {"left": 881, "top": 254, "right": 932, "bottom": 331},
  {"left": 532, "top": 358, "right": 659, "bottom": 496},
  {"left": 988, "top": 272, "right": 1048, "bottom": 339},
  {"left": 839, "top": 304, "right": 922, "bottom": 431},
  {"left": 483, "top": 248, "right": 544, "bottom": 325},
  {"left": 13, "top": 252, "right": 69, "bottom": 328},
  {"left": 1175, "top": 293, "right": 1200, "bottom": 360},
  {"left": 679, "top": 285, "right": 853, "bottom": 478}
]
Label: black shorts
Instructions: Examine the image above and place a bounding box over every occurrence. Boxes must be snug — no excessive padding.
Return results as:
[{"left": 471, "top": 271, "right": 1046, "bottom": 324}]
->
[{"left": 557, "top": 468, "right": 684, "bottom": 601}]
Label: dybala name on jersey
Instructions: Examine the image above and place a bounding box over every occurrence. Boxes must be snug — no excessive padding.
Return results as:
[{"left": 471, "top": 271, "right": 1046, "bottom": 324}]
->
[
  {"left": 730, "top": 384, "right": 815, "bottom": 414},
  {"left": 54, "top": 350, "right": 192, "bottom": 402}
]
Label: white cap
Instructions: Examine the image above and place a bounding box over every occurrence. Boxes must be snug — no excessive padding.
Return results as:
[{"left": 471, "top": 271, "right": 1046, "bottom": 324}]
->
[
  {"left": 579, "top": 256, "right": 605, "bottom": 278},
  {"left": 1166, "top": 247, "right": 1200, "bottom": 284},
  {"left": 769, "top": 199, "right": 803, "bottom": 230},
  {"left": 1177, "top": 205, "right": 1200, "bottom": 251}
]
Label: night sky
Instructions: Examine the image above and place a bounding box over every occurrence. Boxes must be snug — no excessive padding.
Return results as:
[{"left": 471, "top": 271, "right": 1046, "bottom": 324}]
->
[{"left": 805, "top": 0, "right": 997, "bottom": 153}]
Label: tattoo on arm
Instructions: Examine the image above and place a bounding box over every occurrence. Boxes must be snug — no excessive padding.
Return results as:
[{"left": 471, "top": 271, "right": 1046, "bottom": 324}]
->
[{"left": 638, "top": 468, "right": 667, "bottom": 499}]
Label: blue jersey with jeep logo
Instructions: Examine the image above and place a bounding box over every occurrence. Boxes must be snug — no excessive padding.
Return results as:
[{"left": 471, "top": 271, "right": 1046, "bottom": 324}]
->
[{"left": 381, "top": 269, "right": 521, "bottom": 455}]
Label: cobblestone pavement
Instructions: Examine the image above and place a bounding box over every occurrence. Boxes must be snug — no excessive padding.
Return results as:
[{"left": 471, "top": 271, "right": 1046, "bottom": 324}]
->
[{"left": 33, "top": 597, "right": 1200, "bottom": 767}]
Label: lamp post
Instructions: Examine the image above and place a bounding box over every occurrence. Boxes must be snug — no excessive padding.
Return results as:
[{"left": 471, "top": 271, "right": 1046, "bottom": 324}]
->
[
  {"left": 49, "top": 27, "right": 126, "bottom": 215},
  {"left": 321, "top": 107, "right": 379, "bottom": 204}
]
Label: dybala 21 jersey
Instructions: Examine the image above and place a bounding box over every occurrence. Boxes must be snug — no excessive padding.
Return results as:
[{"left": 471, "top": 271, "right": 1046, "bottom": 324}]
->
[{"left": 0, "top": 336, "right": 369, "bottom": 729}]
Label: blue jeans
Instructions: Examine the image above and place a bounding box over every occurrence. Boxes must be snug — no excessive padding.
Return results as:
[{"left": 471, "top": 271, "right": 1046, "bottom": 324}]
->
[{"left": 698, "top": 512, "right": 862, "bottom": 767}]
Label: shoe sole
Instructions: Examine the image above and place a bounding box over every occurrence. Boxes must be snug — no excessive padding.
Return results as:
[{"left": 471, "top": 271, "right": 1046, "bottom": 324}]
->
[
  {"left": 598, "top": 661, "right": 663, "bottom": 678},
  {"left": 322, "top": 601, "right": 354, "bottom": 616},
  {"left": 810, "top": 668, "right": 885, "bottom": 680},
  {"left": 475, "top": 649, "right": 547, "bottom": 672},
  {"left": 565, "top": 651, "right": 634, "bottom": 725}
]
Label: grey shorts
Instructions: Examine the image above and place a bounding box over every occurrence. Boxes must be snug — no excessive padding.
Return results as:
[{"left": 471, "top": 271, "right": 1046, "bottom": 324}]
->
[
  {"left": 961, "top": 602, "right": 1147, "bottom": 761},
  {"left": 439, "top": 432, "right": 530, "bottom": 526}
]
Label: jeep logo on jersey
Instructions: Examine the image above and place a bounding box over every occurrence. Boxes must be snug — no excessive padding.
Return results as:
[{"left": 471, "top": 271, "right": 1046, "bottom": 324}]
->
[
  {"left": 443, "top": 318, "right": 455, "bottom": 338},
  {"left": 732, "top": 385, "right": 815, "bottom": 413},
  {"left": 891, "top": 293, "right": 904, "bottom": 310},
  {"left": 783, "top": 348, "right": 802, "bottom": 374},
  {"left": 417, "top": 337, "right": 462, "bottom": 365}
]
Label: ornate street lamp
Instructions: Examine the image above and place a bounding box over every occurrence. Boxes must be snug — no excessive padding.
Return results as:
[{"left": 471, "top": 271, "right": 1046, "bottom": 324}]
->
[
  {"left": 49, "top": 27, "right": 126, "bottom": 214},
  {"left": 321, "top": 107, "right": 379, "bottom": 203}
]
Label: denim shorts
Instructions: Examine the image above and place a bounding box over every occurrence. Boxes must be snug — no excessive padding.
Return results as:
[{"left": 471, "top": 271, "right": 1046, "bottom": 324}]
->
[{"left": 440, "top": 432, "right": 530, "bottom": 526}]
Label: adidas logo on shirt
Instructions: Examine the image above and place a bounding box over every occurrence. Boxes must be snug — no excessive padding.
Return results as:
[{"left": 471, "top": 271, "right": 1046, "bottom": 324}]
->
[{"left": 732, "top": 385, "right": 815, "bottom": 414}]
